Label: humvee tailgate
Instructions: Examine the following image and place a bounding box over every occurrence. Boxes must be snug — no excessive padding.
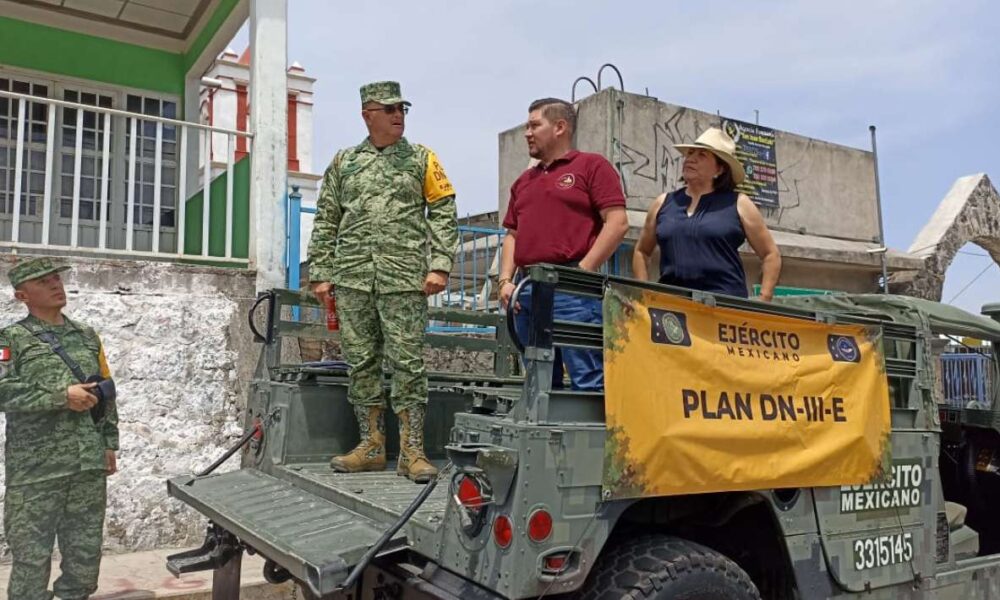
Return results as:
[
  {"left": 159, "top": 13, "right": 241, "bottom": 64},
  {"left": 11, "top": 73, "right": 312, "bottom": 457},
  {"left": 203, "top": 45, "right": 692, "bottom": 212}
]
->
[{"left": 167, "top": 469, "right": 405, "bottom": 595}]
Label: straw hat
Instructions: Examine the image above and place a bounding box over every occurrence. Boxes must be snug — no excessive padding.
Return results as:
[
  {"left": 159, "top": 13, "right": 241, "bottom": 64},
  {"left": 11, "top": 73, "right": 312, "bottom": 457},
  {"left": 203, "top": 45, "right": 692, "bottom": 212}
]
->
[{"left": 674, "top": 128, "right": 746, "bottom": 185}]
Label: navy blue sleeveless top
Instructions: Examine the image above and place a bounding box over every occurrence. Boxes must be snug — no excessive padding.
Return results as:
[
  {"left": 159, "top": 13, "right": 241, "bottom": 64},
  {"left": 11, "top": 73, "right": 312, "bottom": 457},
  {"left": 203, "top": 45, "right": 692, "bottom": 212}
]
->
[{"left": 655, "top": 188, "right": 748, "bottom": 297}]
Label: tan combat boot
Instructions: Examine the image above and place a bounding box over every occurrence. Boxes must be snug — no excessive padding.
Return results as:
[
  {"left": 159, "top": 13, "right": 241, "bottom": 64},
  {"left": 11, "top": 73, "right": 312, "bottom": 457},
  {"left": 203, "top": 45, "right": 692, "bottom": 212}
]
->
[
  {"left": 396, "top": 405, "right": 438, "bottom": 483},
  {"left": 330, "top": 405, "right": 387, "bottom": 472}
]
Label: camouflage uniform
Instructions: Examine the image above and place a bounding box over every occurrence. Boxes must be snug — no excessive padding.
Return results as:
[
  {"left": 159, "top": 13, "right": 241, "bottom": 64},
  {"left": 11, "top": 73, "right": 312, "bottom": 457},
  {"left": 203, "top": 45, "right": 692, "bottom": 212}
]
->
[
  {"left": 0, "top": 258, "right": 118, "bottom": 600},
  {"left": 309, "top": 81, "right": 457, "bottom": 481},
  {"left": 334, "top": 287, "right": 429, "bottom": 409},
  {"left": 315, "top": 129, "right": 454, "bottom": 412}
]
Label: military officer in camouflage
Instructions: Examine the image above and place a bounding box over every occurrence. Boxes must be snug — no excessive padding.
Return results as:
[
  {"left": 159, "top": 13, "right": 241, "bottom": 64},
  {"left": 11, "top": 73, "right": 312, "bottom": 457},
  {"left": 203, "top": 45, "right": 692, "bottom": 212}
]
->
[
  {"left": 308, "top": 81, "right": 458, "bottom": 483},
  {"left": 0, "top": 257, "right": 119, "bottom": 600}
]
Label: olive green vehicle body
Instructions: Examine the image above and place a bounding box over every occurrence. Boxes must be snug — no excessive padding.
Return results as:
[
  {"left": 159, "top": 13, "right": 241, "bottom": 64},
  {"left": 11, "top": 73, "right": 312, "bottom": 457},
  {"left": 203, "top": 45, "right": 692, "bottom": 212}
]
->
[{"left": 166, "top": 267, "right": 1000, "bottom": 599}]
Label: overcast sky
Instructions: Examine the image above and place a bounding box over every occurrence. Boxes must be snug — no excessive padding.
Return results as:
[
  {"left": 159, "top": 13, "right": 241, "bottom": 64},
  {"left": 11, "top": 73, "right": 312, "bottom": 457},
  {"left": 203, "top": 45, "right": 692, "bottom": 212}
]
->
[{"left": 238, "top": 0, "right": 999, "bottom": 314}]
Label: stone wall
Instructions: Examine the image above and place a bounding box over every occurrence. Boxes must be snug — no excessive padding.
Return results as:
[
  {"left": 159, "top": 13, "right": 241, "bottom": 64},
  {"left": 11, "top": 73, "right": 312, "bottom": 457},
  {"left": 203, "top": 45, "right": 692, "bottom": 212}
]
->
[
  {"left": 0, "top": 256, "right": 259, "bottom": 555},
  {"left": 892, "top": 174, "right": 1000, "bottom": 300}
]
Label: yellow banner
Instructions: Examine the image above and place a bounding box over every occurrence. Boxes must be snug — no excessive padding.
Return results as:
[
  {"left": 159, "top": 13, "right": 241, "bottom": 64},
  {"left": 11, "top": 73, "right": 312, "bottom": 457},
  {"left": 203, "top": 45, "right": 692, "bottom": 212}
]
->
[{"left": 602, "top": 283, "right": 891, "bottom": 500}]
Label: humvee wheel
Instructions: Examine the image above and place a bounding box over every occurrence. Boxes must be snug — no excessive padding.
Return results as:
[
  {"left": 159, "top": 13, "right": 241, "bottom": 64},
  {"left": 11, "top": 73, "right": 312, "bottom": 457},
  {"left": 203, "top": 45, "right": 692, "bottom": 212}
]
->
[{"left": 572, "top": 535, "right": 760, "bottom": 600}]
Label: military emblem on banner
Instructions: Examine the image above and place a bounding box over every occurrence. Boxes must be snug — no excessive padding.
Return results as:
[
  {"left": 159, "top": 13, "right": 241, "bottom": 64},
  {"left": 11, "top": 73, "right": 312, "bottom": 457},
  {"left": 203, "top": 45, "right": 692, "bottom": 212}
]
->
[
  {"left": 827, "top": 335, "right": 861, "bottom": 363},
  {"left": 648, "top": 308, "right": 691, "bottom": 347}
]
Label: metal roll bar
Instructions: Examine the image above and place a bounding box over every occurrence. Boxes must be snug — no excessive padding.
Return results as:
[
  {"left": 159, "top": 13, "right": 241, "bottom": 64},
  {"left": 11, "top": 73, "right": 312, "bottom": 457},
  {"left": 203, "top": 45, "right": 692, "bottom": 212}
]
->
[
  {"left": 505, "top": 277, "right": 532, "bottom": 354},
  {"left": 597, "top": 63, "right": 625, "bottom": 92},
  {"left": 571, "top": 76, "right": 598, "bottom": 103}
]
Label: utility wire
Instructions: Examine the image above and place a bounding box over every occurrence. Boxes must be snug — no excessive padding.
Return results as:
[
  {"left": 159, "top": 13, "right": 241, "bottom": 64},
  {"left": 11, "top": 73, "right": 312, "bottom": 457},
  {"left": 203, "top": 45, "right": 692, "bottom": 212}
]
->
[{"left": 948, "top": 262, "right": 997, "bottom": 303}]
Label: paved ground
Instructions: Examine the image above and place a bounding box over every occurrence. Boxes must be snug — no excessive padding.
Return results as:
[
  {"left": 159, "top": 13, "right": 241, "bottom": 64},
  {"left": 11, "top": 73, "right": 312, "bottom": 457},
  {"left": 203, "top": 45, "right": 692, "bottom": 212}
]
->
[{"left": 0, "top": 548, "right": 294, "bottom": 599}]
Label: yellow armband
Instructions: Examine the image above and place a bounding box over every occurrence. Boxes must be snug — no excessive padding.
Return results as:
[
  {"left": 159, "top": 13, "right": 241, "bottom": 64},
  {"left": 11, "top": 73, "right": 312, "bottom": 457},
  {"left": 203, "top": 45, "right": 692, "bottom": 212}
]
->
[{"left": 423, "top": 150, "right": 455, "bottom": 204}]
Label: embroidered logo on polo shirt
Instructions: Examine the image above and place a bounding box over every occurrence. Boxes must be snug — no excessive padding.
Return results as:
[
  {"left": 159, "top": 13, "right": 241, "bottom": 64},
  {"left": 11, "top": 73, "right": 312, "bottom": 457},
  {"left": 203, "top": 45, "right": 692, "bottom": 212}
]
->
[{"left": 556, "top": 173, "right": 576, "bottom": 189}]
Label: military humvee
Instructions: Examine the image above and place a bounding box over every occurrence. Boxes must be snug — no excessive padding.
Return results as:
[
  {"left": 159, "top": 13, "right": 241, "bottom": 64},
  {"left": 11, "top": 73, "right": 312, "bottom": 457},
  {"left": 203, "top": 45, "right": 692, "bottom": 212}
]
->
[{"left": 166, "top": 265, "right": 1000, "bottom": 599}]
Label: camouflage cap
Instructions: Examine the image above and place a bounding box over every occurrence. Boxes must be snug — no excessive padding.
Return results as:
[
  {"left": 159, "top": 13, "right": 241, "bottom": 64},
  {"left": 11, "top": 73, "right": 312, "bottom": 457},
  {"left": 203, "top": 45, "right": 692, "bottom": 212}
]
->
[
  {"left": 360, "top": 81, "right": 411, "bottom": 106},
  {"left": 8, "top": 257, "right": 71, "bottom": 288}
]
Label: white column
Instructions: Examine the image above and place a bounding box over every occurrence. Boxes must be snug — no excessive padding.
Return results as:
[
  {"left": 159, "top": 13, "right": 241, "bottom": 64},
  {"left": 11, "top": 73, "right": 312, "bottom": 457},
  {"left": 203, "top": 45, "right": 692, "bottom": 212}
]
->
[
  {"left": 152, "top": 121, "right": 163, "bottom": 252},
  {"left": 41, "top": 107, "right": 57, "bottom": 246},
  {"left": 126, "top": 118, "right": 137, "bottom": 251},
  {"left": 177, "top": 127, "right": 188, "bottom": 255},
  {"left": 70, "top": 108, "right": 84, "bottom": 247},
  {"left": 249, "top": 0, "right": 288, "bottom": 291},
  {"left": 11, "top": 98, "right": 25, "bottom": 243},
  {"left": 181, "top": 75, "right": 203, "bottom": 256}
]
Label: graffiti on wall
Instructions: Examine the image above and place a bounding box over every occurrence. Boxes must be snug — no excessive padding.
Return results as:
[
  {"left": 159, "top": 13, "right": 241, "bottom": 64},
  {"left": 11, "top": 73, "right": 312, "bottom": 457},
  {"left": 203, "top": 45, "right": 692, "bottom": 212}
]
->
[
  {"left": 616, "top": 107, "right": 811, "bottom": 223},
  {"left": 619, "top": 109, "right": 688, "bottom": 194}
]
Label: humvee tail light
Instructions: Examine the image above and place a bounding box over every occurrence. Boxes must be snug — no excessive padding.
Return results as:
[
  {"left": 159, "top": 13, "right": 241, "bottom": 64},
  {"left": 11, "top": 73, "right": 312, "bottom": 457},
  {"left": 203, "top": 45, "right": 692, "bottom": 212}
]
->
[
  {"left": 493, "top": 515, "right": 513, "bottom": 548},
  {"left": 457, "top": 476, "right": 484, "bottom": 508},
  {"left": 542, "top": 552, "right": 570, "bottom": 575},
  {"left": 527, "top": 509, "right": 553, "bottom": 542},
  {"left": 451, "top": 471, "right": 493, "bottom": 537}
]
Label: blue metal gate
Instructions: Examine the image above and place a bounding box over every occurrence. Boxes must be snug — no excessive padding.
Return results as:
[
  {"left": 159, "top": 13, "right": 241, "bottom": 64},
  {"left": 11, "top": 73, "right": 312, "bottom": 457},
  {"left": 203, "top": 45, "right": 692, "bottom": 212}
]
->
[{"left": 941, "top": 352, "right": 993, "bottom": 409}]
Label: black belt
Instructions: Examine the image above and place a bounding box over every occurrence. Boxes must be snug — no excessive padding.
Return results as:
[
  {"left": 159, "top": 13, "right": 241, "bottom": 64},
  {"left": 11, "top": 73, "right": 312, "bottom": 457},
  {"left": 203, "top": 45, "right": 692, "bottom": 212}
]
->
[
  {"left": 518, "top": 260, "right": 581, "bottom": 273},
  {"left": 514, "top": 261, "right": 582, "bottom": 283}
]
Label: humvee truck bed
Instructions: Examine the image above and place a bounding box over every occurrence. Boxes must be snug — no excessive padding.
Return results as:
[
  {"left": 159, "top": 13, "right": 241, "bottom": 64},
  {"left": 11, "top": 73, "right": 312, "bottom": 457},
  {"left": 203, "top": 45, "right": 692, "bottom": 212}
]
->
[{"left": 167, "top": 269, "right": 1000, "bottom": 600}]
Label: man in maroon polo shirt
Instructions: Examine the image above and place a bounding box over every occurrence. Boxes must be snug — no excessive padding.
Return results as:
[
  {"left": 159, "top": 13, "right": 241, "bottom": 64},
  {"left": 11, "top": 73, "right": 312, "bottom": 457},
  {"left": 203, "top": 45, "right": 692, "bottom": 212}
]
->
[{"left": 497, "top": 98, "right": 629, "bottom": 390}]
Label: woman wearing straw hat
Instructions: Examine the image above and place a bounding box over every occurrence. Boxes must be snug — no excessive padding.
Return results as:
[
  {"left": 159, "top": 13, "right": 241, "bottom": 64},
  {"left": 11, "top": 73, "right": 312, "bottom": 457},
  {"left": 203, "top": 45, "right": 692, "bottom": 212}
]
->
[{"left": 632, "top": 127, "right": 781, "bottom": 299}]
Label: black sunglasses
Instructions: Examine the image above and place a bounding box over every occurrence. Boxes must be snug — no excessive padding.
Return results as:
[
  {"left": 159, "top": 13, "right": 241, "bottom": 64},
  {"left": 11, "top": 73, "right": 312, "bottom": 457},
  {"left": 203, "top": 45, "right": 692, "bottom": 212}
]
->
[{"left": 364, "top": 104, "right": 409, "bottom": 115}]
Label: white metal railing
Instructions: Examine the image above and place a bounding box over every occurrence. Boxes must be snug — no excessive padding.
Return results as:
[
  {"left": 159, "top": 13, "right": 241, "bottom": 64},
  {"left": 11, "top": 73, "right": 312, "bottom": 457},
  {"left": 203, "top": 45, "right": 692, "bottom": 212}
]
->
[{"left": 0, "top": 89, "right": 253, "bottom": 263}]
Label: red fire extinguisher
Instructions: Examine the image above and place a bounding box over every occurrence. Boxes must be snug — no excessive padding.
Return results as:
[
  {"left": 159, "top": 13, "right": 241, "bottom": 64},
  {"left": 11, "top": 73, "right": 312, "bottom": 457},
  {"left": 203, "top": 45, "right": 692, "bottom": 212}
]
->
[{"left": 325, "top": 289, "right": 339, "bottom": 331}]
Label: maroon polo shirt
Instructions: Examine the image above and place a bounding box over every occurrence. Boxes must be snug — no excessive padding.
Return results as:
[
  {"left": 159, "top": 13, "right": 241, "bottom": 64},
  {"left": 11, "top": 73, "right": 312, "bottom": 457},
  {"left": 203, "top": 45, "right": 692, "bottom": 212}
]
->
[{"left": 503, "top": 150, "right": 626, "bottom": 267}]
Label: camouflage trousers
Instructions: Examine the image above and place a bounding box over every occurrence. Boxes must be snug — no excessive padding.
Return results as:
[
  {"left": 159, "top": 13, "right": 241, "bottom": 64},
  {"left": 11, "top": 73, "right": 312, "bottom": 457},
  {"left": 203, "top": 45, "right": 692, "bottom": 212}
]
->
[
  {"left": 336, "top": 286, "right": 428, "bottom": 412},
  {"left": 4, "top": 470, "right": 107, "bottom": 600}
]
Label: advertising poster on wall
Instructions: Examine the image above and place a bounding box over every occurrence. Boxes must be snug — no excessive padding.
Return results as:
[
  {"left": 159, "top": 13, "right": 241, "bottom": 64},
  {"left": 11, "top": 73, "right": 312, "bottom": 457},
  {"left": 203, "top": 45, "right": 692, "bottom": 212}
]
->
[{"left": 722, "top": 118, "right": 779, "bottom": 207}]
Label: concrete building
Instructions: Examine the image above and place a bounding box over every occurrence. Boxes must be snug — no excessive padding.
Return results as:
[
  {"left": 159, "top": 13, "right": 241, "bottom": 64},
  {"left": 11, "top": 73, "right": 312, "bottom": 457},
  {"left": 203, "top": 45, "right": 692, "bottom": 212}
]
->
[{"left": 498, "top": 89, "right": 926, "bottom": 295}]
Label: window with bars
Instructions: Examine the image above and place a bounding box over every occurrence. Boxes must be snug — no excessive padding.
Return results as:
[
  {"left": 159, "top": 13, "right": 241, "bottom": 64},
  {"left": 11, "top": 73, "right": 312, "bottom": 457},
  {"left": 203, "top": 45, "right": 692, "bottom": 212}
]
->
[
  {"left": 0, "top": 78, "right": 50, "bottom": 217},
  {"left": 125, "top": 94, "right": 178, "bottom": 228},
  {"left": 59, "top": 89, "right": 113, "bottom": 222},
  {"left": 0, "top": 72, "right": 186, "bottom": 250}
]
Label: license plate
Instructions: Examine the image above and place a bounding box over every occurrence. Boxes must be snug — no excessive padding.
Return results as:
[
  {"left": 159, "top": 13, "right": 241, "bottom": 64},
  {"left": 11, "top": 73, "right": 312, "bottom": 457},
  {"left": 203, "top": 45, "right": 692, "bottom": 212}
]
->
[{"left": 853, "top": 532, "right": 913, "bottom": 571}]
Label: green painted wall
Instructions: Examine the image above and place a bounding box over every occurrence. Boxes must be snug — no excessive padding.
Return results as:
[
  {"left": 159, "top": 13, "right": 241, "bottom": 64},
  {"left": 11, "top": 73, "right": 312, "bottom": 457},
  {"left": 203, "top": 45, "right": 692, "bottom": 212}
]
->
[
  {"left": 184, "top": 0, "right": 242, "bottom": 74},
  {"left": 0, "top": 0, "right": 244, "bottom": 94},
  {"left": 0, "top": 16, "right": 184, "bottom": 94},
  {"left": 182, "top": 156, "right": 251, "bottom": 265}
]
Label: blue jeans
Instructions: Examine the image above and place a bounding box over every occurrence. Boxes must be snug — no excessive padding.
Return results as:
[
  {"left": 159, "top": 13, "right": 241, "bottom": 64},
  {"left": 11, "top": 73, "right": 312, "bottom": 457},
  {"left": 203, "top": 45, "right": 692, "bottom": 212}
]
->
[{"left": 514, "top": 283, "right": 604, "bottom": 391}]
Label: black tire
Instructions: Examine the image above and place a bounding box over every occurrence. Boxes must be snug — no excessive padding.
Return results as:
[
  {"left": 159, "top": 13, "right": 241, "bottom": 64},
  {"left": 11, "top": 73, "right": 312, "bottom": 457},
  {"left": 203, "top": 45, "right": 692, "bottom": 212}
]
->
[
  {"left": 263, "top": 559, "right": 292, "bottom": 584},
  {"left": 572, "top": 534, "right": 760, "bottom": 600}
]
